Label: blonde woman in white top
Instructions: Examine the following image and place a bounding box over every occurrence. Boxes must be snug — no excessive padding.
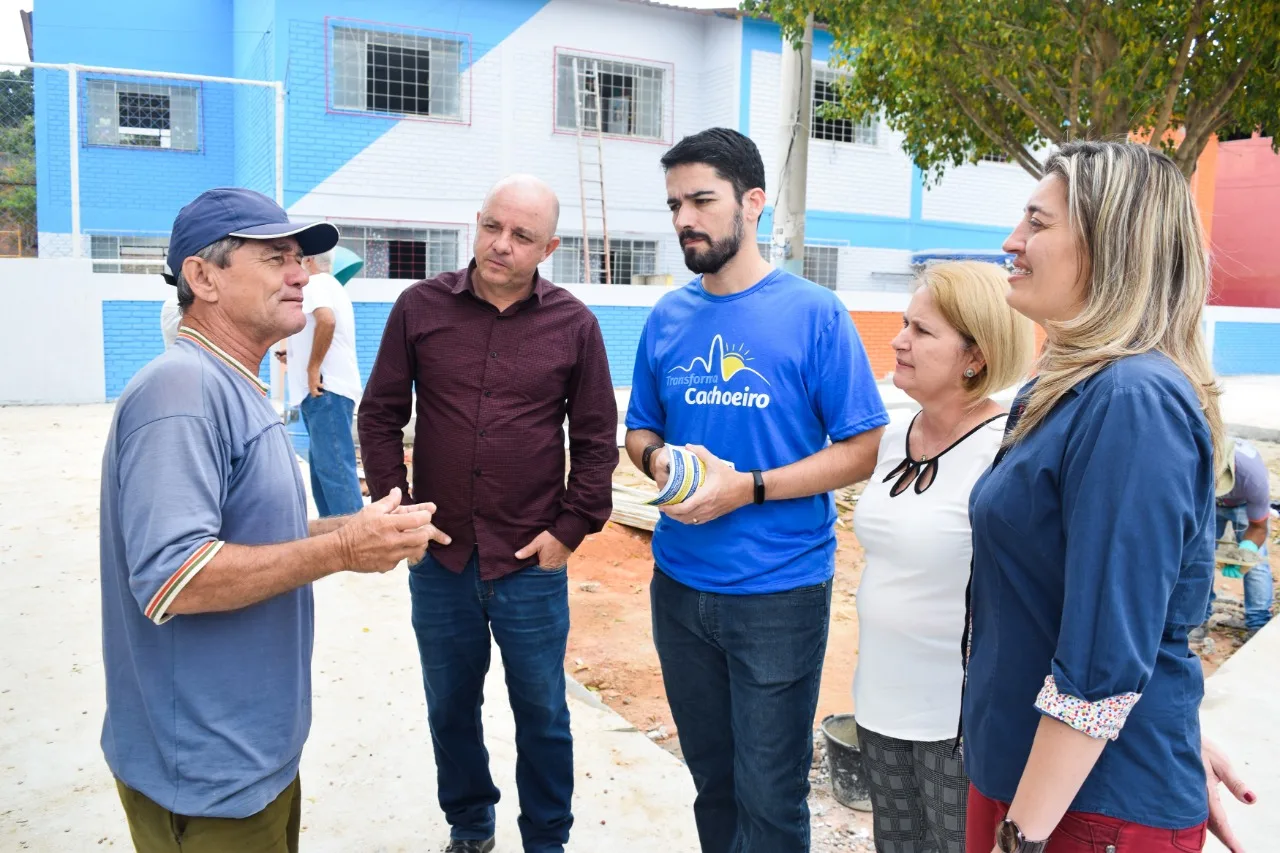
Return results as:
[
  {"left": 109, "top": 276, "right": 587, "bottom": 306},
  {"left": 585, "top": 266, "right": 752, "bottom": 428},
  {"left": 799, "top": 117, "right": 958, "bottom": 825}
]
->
[{"left": 852, "top": 261, "right": 1035, "bottom": 853}]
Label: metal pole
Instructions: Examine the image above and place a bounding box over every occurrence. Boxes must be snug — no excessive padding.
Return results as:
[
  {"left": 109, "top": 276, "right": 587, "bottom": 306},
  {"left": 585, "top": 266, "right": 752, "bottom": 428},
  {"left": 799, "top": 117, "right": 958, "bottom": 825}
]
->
[
  {"left": 274, "top": 84, "right": 285, "bottom": 205},
  {"left": 772, "top": 14, "right": 813, "bottom": 277},
  {"left": 67, "top": 64, "right": 81, "bottom": 258}
]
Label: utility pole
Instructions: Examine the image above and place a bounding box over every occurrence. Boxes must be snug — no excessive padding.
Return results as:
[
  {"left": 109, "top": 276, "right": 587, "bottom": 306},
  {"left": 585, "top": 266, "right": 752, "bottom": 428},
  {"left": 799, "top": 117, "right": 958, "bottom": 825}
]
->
[{"left": 771, "top": 13, "right": 813, "bottom": 277}]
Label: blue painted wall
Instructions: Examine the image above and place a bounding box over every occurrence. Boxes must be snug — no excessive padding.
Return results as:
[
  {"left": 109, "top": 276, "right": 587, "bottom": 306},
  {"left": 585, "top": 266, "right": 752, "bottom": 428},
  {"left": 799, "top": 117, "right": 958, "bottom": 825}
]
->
[
  {"left": 1214, "top": 323, "right": 1280, "bottom": 376},
  {"left": 98, "top": 305, "right": 1280, "bottom": 400},
  {"left": 34, "top": 0, "right": 238, "bottom": 236},
  {"left": 103, "top": 301, "right": 270, "bottom": 399},
  {"left": 353, "top": 301, "right": 394, "bottom": 385},
  {"left": 232, "top": 0, "right": 279, "bottom": 197},
  {"left": 589, "top": 305, "right": 651, "bottom": 387}
]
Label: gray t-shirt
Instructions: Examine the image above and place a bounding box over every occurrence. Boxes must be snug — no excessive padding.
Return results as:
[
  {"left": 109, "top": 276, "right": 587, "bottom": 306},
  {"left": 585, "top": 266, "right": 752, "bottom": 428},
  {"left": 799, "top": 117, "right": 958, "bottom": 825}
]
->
[
  {"left": 1219, "top": 438, "right": 1271, "bottom": 522},
  {"left": 99, "top": 327, "right": 313, "bottom": 818}
]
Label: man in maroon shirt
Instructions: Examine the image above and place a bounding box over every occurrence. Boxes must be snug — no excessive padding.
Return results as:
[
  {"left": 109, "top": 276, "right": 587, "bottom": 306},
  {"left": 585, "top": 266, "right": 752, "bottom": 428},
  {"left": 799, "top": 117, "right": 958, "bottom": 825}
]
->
[{"left": 357, "top": 174, "right": 617, "bottom": 853}]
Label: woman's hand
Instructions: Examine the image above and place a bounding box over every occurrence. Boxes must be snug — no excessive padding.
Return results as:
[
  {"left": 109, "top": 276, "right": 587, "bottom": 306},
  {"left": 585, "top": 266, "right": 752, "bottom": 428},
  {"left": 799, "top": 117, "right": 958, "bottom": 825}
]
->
[{"left": 1204, "top": 736, "right": 1255, "bottom": 852}]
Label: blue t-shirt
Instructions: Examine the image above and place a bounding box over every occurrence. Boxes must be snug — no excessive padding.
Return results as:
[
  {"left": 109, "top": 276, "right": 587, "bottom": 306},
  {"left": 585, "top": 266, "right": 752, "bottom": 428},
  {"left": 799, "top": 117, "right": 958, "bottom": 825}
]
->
[
  {"left": 99, "top": 330, "right": 313, "bottom": 818},
  {"left": 964, "top": 352, "right": 1214, "bottom": 829},
  {"left": 626, "top": 270, "right": 888, "bottom": 593}
]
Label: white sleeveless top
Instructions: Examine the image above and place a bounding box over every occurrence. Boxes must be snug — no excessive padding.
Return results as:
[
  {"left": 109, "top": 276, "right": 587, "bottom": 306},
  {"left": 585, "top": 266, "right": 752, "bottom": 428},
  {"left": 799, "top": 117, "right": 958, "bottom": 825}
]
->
[{"left": 851, "top": 412, "right": 1007, "bottom": 741}]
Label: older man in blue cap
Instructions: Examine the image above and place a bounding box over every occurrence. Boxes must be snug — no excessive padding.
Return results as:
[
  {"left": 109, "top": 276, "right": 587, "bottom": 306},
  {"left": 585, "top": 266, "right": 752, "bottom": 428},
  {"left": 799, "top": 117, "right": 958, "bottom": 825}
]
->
[{"left": 99, "top": 187, "right": 449, "bottom": 852}]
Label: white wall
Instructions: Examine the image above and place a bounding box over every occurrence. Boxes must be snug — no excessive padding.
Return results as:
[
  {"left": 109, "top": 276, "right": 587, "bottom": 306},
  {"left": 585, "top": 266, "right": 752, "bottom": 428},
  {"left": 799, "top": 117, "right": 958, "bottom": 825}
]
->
[
  {"left": 288, "top": 0, "right": 739, "bottom": 244},
  {"left": 921, "top": 160, "right": 1037, "bottom": 226},
  {"left": 0, "top": 259, "right": 171, "bottom": 404},
  {"left": 749, "top": 52, "right": 914, "bottom": 219}
]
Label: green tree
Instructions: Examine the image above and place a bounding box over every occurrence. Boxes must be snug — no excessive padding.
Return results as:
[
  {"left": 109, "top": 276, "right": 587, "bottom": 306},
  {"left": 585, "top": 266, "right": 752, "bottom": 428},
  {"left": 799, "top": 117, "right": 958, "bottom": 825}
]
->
[
  {"left": 742, "top": 0, "right": 1280, "bottom": 180},
  {"left": 0, "top": 69, "right": 36, "bottom": 254},
  {"left": 0, "top": 68, "right": 34, "bottom": 126}
]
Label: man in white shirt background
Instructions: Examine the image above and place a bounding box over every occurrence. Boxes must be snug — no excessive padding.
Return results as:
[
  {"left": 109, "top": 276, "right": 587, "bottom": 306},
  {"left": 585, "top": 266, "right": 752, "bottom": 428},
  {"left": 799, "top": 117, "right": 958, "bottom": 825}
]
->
[
  {"left": 281, "top": 248, "right": 366, "bottom": 517},
  {"left": 159, "top": 295, "right": 181, "bottom": 350}
]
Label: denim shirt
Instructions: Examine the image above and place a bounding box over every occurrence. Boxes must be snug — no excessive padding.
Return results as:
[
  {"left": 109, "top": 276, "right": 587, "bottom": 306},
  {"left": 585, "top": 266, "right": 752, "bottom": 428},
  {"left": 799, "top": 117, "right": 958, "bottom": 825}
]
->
[{"left": 963, "top": 352, "right": 1214, "bottom": 829}]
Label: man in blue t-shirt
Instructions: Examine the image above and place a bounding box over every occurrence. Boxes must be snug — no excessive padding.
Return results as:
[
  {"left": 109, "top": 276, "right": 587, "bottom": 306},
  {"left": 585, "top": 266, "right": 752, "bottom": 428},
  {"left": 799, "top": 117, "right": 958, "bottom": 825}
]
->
[
  {"left": 100, "top": 188, "right": 447, "bottom": 852},
  {"left": 625, "top": 128, "right": 888, "bottom": 852}
]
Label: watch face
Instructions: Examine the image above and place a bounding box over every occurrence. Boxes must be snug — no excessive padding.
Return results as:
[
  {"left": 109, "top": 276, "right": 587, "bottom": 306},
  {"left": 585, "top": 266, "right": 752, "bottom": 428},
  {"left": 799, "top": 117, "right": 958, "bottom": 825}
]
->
[{"left": 996, "top": 819, "right": 1022, "bottom": 852}]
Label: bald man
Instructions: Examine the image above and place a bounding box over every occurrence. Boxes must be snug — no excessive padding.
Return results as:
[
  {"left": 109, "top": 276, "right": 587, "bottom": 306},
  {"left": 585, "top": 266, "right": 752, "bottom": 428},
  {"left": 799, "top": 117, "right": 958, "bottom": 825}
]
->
[{"left": 358, "top": 175, "right": 617, "bottom": 853}]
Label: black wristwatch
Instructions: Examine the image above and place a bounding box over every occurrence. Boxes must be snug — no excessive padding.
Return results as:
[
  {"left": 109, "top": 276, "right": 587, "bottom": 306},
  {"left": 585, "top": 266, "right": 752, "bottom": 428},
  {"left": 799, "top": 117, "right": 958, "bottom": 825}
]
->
[
  {"left": 642, "top": 443, "right": 665, "bottom": 480},
  {"left": 751, "top": 469, "right": 766, "bottom": 505},
  {"left": 996, "top": 818, "right": 1047, "bottom": 853}
]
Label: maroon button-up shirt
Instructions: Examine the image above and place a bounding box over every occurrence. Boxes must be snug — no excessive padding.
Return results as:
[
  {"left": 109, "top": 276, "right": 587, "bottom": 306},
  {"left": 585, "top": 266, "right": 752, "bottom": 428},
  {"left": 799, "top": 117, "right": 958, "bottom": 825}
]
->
[{"left": 357, "top": 263, "right": 618, "bottom": 580}]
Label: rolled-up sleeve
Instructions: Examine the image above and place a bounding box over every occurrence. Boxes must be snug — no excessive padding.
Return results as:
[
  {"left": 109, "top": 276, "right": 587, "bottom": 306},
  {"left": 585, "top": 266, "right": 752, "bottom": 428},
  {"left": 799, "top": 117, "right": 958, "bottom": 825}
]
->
[
  {"left": 1042, "top": 386, "right": 1208, "bottom": 740},
  {"left": 117, "top": 416, "right": 227, "bottom": 625}
]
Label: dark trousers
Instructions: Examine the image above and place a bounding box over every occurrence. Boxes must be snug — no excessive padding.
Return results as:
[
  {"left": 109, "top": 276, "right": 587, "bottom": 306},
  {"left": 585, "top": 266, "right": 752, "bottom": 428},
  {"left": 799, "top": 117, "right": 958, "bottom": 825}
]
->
[
  {"left": 409, "top": 550, "right": 574, "bottom": 852},
  {"left": 650, "top": 566, "right": 832, "bottom": 853}
]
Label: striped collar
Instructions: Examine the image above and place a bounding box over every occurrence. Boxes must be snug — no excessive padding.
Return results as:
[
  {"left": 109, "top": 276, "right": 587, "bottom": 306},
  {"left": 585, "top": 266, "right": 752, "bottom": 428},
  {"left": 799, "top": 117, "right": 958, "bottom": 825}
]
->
[{"left": 176, "top": 326, "right": 270, "bottom": 396}]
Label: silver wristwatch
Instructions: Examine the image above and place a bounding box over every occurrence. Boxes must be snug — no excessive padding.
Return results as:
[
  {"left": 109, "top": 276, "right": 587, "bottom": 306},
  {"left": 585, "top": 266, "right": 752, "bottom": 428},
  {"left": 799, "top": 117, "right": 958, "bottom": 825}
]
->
[{"left": 996, "top": 818, "right": 1048, "bottom": 853}]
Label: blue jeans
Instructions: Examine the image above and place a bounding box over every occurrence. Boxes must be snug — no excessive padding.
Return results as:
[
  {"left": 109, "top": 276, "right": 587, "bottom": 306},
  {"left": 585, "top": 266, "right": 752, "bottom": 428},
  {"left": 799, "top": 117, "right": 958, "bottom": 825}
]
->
[
  {"left": 298, "top": 391, "right": 364, "bottom": 518},
  {"left": 1207, "top": 504, "right": 1273, "bottom": 630},
  {"left": 650, "top": 566, "right": 832, "bottom": 853},
  {"left": 408, "top": 550, "right": 573, "bottom": 852}
]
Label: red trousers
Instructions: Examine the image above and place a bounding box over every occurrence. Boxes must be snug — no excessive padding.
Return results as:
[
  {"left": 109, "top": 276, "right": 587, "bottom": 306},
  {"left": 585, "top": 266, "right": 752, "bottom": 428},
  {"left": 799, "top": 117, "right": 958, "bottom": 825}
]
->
[{"left": 966, "top": 784, "right": 1208, "bottom": 852}]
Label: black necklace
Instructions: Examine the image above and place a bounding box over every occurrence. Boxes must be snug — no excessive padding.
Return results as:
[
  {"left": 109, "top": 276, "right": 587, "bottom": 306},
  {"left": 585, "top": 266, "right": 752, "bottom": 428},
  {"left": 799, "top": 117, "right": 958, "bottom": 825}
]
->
[{"left": 883, "top": 412, "right": 1006, "bottom": 497}]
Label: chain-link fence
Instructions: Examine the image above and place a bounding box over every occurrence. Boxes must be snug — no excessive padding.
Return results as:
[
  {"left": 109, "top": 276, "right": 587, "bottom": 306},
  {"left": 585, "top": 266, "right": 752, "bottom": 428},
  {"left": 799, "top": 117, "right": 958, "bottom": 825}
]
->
[
  {"left": 0, "top": 60, "right": 282, "bottom": 261},
  {"left": 0, "top": 67, "right": 35, "bottom": 257}
]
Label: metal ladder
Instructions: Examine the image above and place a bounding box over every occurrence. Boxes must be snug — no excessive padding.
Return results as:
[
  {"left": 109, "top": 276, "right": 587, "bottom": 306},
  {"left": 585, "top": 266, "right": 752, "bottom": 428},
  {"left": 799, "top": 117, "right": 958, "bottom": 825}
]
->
[{"left": 571, "top": 56, "right": 612, "bottom": 285}]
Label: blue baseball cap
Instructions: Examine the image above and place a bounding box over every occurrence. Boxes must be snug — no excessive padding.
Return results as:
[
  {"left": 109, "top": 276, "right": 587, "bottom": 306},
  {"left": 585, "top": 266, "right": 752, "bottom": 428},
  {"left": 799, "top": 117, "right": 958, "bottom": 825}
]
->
[{"left": 162, "top": 187, "right": 340, "bottom": 285}]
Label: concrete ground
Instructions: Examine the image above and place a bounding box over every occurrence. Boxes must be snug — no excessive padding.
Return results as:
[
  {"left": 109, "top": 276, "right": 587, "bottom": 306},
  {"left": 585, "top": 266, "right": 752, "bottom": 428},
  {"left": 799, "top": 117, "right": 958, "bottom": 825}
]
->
[
  {"left": 4, "top": 376, "right": 1279, "bottom": 851},
  {"left": 0, "top": 404, "right": 699, "bottom": 851}
]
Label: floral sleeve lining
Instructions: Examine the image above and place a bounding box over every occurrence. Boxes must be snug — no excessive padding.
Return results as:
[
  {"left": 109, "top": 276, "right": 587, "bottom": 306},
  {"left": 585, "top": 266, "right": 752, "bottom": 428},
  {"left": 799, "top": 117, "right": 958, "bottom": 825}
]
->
[{"left": 1034, "top": 675, "right": 1139, "bottom": 741}]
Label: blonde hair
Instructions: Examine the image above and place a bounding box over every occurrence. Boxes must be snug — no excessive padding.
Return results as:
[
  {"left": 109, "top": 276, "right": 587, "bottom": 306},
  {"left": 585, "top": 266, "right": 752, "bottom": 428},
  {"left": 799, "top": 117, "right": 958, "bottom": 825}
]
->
[
  {"left": 919, "top": 261, "right": 1036, "bottom": 404},
  {"left": 1009, "top": 141, "right": 1224, "bottom": 463}
]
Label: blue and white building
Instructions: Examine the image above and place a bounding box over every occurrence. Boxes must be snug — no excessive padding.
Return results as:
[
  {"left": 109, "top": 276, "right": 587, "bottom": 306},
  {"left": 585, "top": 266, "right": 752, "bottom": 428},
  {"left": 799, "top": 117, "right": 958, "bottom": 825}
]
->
[{"left": 14, "top": 0, "right": 1272, "bottom": 405}]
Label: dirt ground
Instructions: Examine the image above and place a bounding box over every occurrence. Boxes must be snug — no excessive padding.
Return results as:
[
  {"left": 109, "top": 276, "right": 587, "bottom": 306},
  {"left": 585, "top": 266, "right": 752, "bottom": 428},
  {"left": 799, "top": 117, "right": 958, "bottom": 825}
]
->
[{"left": 560, "top": 443, "right": 1280, "bottom": 850}]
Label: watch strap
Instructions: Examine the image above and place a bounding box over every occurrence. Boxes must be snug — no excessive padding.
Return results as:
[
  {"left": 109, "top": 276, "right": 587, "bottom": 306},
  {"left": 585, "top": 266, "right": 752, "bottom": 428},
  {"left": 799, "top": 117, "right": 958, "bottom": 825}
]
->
[
  {"left": 642, "top": 443, "right": 664, "bottom": 480},
  {"left": 751, "top": 469, "right": 765, "bottom": 505}
]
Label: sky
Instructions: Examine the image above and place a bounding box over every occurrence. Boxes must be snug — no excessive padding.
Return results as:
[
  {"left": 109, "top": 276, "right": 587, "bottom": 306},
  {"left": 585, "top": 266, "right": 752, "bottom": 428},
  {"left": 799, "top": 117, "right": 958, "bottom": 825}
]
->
[{"left": 0, "top": 0, "right": 31, "bottom": 69}]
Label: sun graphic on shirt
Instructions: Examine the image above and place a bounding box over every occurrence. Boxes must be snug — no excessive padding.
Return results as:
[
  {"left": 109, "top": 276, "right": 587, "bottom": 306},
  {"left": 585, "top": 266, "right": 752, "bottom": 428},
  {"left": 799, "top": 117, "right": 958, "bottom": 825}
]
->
[
  {"left": 720, "top": 349, "right": 754, "bottom": 381},
  {"left": 667, "top": 335, "right": 771, "bottom": 385}
]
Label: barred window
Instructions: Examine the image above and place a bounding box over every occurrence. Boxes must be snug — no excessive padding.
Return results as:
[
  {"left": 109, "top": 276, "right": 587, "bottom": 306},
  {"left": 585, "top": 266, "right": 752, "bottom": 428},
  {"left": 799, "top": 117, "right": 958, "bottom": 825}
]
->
[
  {"left": 759, "top": 242, "right": 840, "bottom": 290},
  {"left": 332, "top": 25, "right": 463, "bottom": 119},
  {"left": 554, "top": 237, "right": 658, "bottom": 284},
  {"left": 91, "top": 235, "right": 170, "bottom": 274},
  {"left": 555, "top": 53, "right": 665, "bottom": 140},
  {"left": 86, "top": 80, "right": 199, "bottom": 151},
  {"left": 335, "top": 225, "right": 459, "bottom": 280},
  {"left": 812, "top": 67, "right": 877, "bottom": 146}
]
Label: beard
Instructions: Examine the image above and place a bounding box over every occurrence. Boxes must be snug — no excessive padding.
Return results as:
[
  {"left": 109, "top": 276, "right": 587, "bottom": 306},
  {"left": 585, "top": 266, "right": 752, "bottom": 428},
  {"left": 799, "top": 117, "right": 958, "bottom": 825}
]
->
[{"left": 680, "top": 208, "right": 744, "bottom": 275}]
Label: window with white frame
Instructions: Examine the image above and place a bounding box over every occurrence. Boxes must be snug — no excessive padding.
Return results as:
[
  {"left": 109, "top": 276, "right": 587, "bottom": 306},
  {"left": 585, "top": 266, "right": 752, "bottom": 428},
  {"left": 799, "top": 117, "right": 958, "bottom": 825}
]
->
[
  {"left": 90, "top": 234, "right": 170, "bottom": 274},
  {"left": 812, "top": 67, "right": 877, "bottom": 146},
  {"left": 554, "top": 237, "right": 658, "bottom": 284},
  {"left": 335, "top": 225, "right": 459, "bottom": 280},
  {"left": 759, "top": 242, "right": 841, "bottom": 290},
  {"left": 331, "top": 25, "right": 463, "bottom": 119},
  {"left": 980, "top": 152, "right": 1010, "bottom": 163},
  {"left": 85, "top": 80, "right": 199, "bottom": 151},
  {"left": 555, "top": 53, "right": 665, "bottom": 140}
]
